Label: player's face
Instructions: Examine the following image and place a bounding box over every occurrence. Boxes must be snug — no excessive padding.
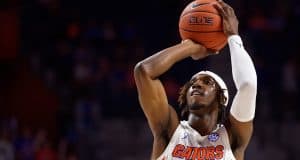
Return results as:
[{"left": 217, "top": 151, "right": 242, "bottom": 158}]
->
[{"left": 186, "top": 74, "right": 218, "bottom": 110}]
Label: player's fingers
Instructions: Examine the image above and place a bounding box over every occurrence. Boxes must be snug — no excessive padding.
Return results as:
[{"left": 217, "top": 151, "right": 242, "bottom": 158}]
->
[
  {"left": 211, "top": 51, "right": 220, "bottom": 55},
  {"left": 226, "top": 5, "right": 235, "bottom": 16},
  {"left": 208, "top": 52, "right": 219, "bottom": 56},
  {"left": 207, "top": 49, "right": 219, "bottom": 55},
  {"left": 217, "top": 0, "right": 230, "bottom": 8},
  {"left": 213, "top": 3, "right": 226, "bottom": 18},
  {"left": 217, "top": 0, "right": 233, "bottom": 15},
  {"left": 181, "top": 39, "right": 188, "bottom": 43}
]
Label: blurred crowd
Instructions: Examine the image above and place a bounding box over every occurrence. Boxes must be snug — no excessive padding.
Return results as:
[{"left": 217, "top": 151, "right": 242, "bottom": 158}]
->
[
  {"left": 1, "top": 117, "right": 77, "bottom": 160},
  {"left": 1, "top": 0, "right": 300, "bottom": 159}
]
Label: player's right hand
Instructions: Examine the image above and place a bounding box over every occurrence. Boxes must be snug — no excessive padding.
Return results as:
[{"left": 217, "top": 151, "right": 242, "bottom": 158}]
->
[{"left": 182, "top": 39, "right": 218, "bottom": 60}]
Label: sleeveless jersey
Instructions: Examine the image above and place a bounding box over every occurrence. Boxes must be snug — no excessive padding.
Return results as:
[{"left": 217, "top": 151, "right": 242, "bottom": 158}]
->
[{"left": 157, "top": 121, "right": 236, "bottom": 160}]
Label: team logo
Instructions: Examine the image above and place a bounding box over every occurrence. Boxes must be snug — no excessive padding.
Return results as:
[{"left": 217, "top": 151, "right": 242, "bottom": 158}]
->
[
  {"left": 181, "top": 132, "right": 188, "bottom": 139},
  {"left": 208, "top": 132, "right": 219, "bottom": 142}
]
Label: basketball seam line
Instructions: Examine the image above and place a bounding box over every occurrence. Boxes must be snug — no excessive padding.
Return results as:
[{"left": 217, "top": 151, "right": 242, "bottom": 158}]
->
[
  {"left": 179, "top": 28, "right": 223, "bottom": 33},
  {"left": 181, "top": 10, "right": 221, "bottom": 17}
]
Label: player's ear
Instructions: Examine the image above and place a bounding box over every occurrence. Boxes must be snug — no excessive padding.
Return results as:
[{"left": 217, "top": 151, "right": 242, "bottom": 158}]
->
[{"left": 219, "top": 91, "right": 227, "bottom": 105}]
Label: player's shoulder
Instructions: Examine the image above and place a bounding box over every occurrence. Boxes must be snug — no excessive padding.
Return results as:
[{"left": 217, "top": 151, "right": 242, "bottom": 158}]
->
[{"left": 216, "top": 124, "right": 229, "bottom": 135}]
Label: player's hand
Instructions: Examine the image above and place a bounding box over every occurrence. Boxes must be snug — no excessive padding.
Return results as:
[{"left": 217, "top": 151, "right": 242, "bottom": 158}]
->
[
  {"left": 182, "top": 39, "right": 219, "bottom": 60},
  {"left": 213, "top": 0, "right": 239, "bottom": 36}
]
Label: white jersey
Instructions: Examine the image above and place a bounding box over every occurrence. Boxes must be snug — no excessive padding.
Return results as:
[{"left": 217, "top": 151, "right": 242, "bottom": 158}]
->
[{"left": 157, "top": 121, "right": 236, "bottom": 160}]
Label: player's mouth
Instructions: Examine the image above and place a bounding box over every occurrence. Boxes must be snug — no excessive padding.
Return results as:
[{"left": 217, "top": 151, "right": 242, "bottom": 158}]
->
[{"left": 191, "top": 89, "right": 205, "bottom": 97}]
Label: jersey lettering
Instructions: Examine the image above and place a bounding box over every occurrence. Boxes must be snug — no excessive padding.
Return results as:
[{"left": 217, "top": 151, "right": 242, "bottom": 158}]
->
[{"left": 172, "top": 144, "right": 224, "bottom": 160}]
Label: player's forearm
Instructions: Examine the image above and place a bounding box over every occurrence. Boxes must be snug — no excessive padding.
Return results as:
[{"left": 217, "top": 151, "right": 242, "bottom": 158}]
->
[
  {"left": 229, "top": 35, "right": 257, "bottom": 122},
  {"left": 229, "top": 35, "right": 257, "bottom": 90},
  {"left": 135, "top": 41, "right": 199, "bottom": 79}
]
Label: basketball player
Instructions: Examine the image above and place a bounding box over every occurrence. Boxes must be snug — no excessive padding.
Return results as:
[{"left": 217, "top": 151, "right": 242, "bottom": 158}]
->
[{"left": 134, "top": 0, "right": 257, "bottom": 159}]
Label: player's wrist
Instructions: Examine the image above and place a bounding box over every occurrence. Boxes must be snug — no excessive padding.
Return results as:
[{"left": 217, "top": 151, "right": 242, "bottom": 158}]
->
[
  {"left": 228, "top": 35, "right": 243, "bottom": 46},
  {"left": 226, "top": 29, "right": 239, "bottom": 37},
  {"left": 190, "top": 43, "right": 206, "bottom": 56},
  {"left": 182, "top": 39, "right": 202, "bottom": 54}
]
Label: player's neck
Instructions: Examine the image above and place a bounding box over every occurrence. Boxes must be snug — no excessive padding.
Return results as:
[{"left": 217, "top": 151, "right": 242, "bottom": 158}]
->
[{"left": 188, "top": 109, "right": 218, "bottom": 136}]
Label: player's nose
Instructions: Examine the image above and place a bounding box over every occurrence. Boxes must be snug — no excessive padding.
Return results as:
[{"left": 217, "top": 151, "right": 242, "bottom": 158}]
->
[{"left": 191, "top": 81, "right": 204, "bottom": 89}]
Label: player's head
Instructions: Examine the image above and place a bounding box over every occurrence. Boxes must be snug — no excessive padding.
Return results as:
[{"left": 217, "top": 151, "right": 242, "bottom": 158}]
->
[{"left": 178, "top": 71, "right": 229, "bottom": 123}]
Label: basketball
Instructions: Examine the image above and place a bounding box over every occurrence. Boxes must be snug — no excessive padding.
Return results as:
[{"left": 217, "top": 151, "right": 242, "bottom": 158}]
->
[{"left": 179, "top": 0, "right": 227, "bottom": 52}]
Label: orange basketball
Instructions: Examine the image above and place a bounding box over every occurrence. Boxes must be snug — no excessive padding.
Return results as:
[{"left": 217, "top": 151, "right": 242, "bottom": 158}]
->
[{"left": 179, "top": 0, "right": 227, "bottom": 52}]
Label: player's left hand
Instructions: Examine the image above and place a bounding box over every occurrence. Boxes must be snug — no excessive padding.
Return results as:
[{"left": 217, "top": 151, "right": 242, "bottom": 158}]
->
[{"left": 213, "top": 0, "right": 239, "bottom": 36}]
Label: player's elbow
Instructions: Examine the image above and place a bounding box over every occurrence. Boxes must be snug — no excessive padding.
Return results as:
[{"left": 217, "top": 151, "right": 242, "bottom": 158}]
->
[
  {"left": 239, "top": 71, "right": 257, "bottom": 92},
  {"left": 240, "top": 79, "right": 257, "bottom": 94},
  {"left": 247, "top": 73, "right": 257, "bottom": 90},
  {"left": 134, "top": 62, "right": 145, "bottom": 77},
  {"left": 134, "top": 62, "right": 150, "bottom": 80}
]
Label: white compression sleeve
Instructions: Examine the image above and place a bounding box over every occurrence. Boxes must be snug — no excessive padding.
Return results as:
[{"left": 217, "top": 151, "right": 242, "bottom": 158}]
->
[{"left": 228, "top": 35, "right": 257, "bottom": 122}]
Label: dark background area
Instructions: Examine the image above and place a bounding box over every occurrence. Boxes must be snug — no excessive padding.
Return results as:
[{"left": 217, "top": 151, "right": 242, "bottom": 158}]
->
[{"left": 0, "top": 0, "right": 300, "bottom": 159}]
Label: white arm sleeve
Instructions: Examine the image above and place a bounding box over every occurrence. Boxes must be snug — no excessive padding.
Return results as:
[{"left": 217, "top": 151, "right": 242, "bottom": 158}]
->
[{"left": 228, "top": 35, "right": 257, "bottom": 122}]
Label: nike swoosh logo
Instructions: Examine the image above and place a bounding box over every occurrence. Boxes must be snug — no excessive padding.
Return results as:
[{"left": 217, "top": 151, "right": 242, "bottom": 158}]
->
[{"left": 191, "top": 2, "right": 210, "bottom": 8}]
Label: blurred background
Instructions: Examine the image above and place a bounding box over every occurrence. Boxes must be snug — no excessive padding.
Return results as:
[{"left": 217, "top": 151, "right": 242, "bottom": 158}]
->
[{"left": 0, "top": 0, "right": 299, "bottom": 159}]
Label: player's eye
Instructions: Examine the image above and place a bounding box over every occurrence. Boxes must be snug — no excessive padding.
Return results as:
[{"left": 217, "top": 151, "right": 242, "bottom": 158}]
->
[
  {"left": 204, "top": 77, "right": 215, "bottom": 86},
  {"left": 189, "top": 78, "right": 196, "bottom": 84}
]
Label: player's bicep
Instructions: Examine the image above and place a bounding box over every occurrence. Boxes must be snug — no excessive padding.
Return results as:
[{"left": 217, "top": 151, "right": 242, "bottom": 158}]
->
[
  {"left": 228, "top": 85, "right": 256, "bottom": 151},
  {"left": 134, "top": 66, "right": 178, "bottom": 135},
  {"left": 228, "top": 114, "right": 253, "bottom": 155}
]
